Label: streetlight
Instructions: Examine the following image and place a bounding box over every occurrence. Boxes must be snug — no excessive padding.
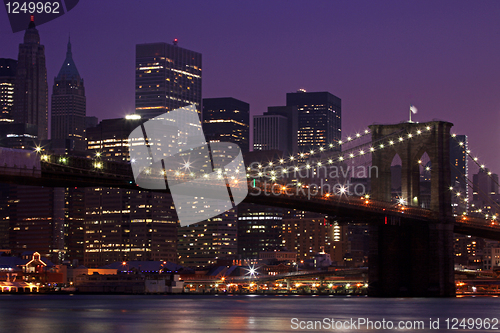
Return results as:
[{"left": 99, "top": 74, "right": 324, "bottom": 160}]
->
[{"left": 246, "top": 264, "right": 258, "bottom": 278}]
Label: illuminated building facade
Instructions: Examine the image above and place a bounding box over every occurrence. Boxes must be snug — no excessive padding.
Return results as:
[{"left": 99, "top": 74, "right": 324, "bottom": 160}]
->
[
  {"left": 8, "top": 186, "right": 62, "bottom": 262},
  {"left": 454, "top": 235, "right": 485, "bottom": 267},
  {"left": 85, "top": 116, "right": 178, "bottom": 267},
  {"left": 450, "top": 134, "right": 468, "bottom": 216},
  {"left": 84, "top": 188, "right": 178, "bottom": 267},
  {"left": 483, "top": 247, "right": 500, "bottom": 270},
  {"left": 86, "top": 117, "right": 145, "bottom": 162},
  {"left": 0, "top": 123, "right": 38, "bottom": 149},
  {"left": 7, "top": 185, "right": 85, "bottom": 265},
  {"left": 281, "top": 212, "right": 334, "bottom": 263},
  {"left": 202, "top": 97, "right": 249, "bottom": 153},
  {"left": 237, "top": 203, "right": 283, "bottom": 259},
  {"left": 177, "top": 210, "right": 237, "bottom": 269},
  {"left": 0, "top": 58, "right": 17, "bottom": 123},
  {"left": 135, "top": 42, "right": 202, "bottom": 119},
  {"left": 330, "top": 221, "right": 348, "bottom": 264},
  {"left": 51, "top": 39, "right": 86, "bottom": 152},
  {"left": 11, "top": 17, "right": 48, "bottom": 141},
  {"left": 286, "top": 90, "right": 341, "bottom": 152}
]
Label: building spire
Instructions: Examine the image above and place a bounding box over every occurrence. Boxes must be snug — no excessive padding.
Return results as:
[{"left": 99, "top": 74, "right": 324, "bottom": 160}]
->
[
  {"left": 67, "top": 35, "right": 72, "bottom": 58},
  {"left": 56, "top": 37, "right": 81, "bottom": 81},
  {"left": 24, "top": 15, "right": 40, "bottom": 44},
  {"left": 28, "top": 15, "right": 35, "bottom": 29}
]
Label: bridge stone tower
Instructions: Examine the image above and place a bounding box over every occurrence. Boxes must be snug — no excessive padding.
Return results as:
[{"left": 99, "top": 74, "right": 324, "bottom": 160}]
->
[{"left": 368, "top": 121, "right": 455, "bottom": 297}]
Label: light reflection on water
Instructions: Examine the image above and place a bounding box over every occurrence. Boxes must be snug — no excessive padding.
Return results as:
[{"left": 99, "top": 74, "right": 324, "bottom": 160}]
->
[{"left": 0, "top": 294, "right": 498, "bottom": 333}]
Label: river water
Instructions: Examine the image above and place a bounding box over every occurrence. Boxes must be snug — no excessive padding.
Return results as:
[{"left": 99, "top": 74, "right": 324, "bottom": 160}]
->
[{"left": 0, "top": 294, "right": 499, "bottom": 332}]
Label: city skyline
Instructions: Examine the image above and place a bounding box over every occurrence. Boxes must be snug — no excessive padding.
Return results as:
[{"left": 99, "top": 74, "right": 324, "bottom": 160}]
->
[{"left": 1, "top": 1, "right": 500, "bottom": 172}]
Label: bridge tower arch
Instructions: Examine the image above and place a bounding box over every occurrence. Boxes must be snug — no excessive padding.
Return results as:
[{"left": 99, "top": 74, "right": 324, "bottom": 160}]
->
[
  {"left": 368, "top": 121, "right": 455, "bottom": 297},
  {"left": 370, "top": 121, "right": 453, "bottom": 216}
]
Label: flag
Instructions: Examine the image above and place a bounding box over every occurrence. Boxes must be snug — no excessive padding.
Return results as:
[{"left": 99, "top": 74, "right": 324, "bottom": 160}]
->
[{"left": 410, "top": 105, "right": 418, "bottom": 114}]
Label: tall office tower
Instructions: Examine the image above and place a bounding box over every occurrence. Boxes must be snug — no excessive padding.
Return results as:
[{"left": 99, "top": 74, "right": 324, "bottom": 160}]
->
[
  {"left": 84, "top": 188, "right": 178, "bottom": 267},
  {"left": 237, "top": 203, "right": 284, "bottom": 259},
  {"left": 266, "top": 106, "right": 298, "bottom": 154},
  {"left": 0, "top": 184, "right": 11, "bottom": 249},
  {"left": 51, "top": 39, "right": 86, "bottom": 152},
  {"left": 0, "top": 58, "right": 17, "bottom": 122},
  {"left": 11, "top": 16, "right": 48, "bottom": 140},
  {"left": 253, "top": 106, "right": 298, "bottom": 155},
  {"left": 84, "top": 116, "right": 178, "bottom": 267},
  {"left": 202, "top": 97, "right": 250, "bottom": 153},
  {"left": 63, "top": 187, "right": 85, "bottom": 265},
  {"left": 450, "top": 135, "right": 468, "bottom": 216},
  {"left": 9, "top": 186, "right": 62, "bottom": 262},
  {"left": 135, "top": 42, "right": 202, "bottom": 119},
  {"left": 286, "top": 90, "right": 341, "bottom": 152},
  {"left": 450, "top": 135, "right": 485, "bottom": 268},
  {"left": 8, "top": 184, "right": 85, "bottom": 264},
  {"left": 472, "top": 168, "right": 499, "bottom": 203},
  {"left": 177, "top": 210, "right": 237, "bottom": 269},
  {"left": 253, "top": 115, "right": 288, "bottom": 152}
]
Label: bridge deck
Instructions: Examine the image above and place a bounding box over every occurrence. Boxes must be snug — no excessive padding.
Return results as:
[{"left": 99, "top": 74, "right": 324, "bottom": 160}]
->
[{"left": 0, "top": 150, "right": 499, "bottom": 240}]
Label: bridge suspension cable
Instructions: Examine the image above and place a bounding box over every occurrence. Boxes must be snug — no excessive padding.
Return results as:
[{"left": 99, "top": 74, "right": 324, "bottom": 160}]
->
[
  {"left": 247, "top": 125, "right": 435, "bottom": 180},
  {"left": 451, "top": 134, "right": 500, "bottom": 192},
  {"left": 449, "top": 162, "right": 500, "bottom": 222}
]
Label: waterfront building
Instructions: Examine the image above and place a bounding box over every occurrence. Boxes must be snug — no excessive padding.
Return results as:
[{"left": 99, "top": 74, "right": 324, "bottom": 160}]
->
[
  {"left": 84, "top": 117, "right": 178, "bottom": 267},
  {"left": 177, "top": 210, "right": 237, "bottom": 269},
  {"left": 237, "top": 203, "right": 283, "bottom": 259}
]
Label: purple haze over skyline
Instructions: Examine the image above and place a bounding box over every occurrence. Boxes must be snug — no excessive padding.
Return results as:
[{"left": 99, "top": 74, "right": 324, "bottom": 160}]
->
[{"left": 1, "top": 0, "right": 499, "bottom": 172}]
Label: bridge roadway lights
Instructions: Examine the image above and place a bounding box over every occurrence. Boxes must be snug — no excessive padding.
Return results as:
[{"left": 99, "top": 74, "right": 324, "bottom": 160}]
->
[{"left": 368, "top": 121, "right": 455, "bottom": 297}]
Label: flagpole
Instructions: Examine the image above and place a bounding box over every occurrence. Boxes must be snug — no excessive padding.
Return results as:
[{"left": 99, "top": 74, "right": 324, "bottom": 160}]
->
[{"left": 409, "top": 105, "right": 417, "bottom": 123}]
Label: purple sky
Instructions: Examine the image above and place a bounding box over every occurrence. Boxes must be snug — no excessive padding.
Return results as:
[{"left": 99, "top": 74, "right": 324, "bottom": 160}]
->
[{"left": 1, "top": 0, "right": 499, "bottom": 172}]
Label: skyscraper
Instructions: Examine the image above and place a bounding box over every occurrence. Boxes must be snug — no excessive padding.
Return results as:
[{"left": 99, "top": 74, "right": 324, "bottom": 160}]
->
[
  {"left": 450, "top": 134, "right": 468, "bottom": 216},
  {"left": 253, "top": 105, "right": 298, "bottom": 155},
  {"left": 286, "top": 90, "right": 341, "bottom": 152},
  {"left": 84, "top": 187, "right": 179, "bottom": 267},
  {"left": 0, "top": 58, "right": 17, "bottom": 123},
  {"left": 237, "top": 203, "right": 284, "bottom": 259},
  {"left": 135, "top": 41, "right": 202, "bottom": 119},
  {"left": 9, "top": 185, "right": 63, "bottom": 262},
  {"left": 202, "top": 97, "right": 250, "bottom": 153},
  {"left": 84, "top": 116, "right": 178, "bottom": 267},
  {"left": 11, "top": 16, "right": 48, "bottom": 140},
  {"left": 51, "top": 38, "right": 86, "bottom": 152},
  {"left": 253, "top": 115, "right": 288, "bottom": 152}
]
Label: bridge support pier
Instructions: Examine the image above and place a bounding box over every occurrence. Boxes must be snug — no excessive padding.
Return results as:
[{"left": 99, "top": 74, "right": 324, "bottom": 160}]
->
[
  {"left": 369, "top": 121, "right": 455, "bottom": 297},
  {"left": 368, "top": 217, "right": 455, "bottom": 297}
]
